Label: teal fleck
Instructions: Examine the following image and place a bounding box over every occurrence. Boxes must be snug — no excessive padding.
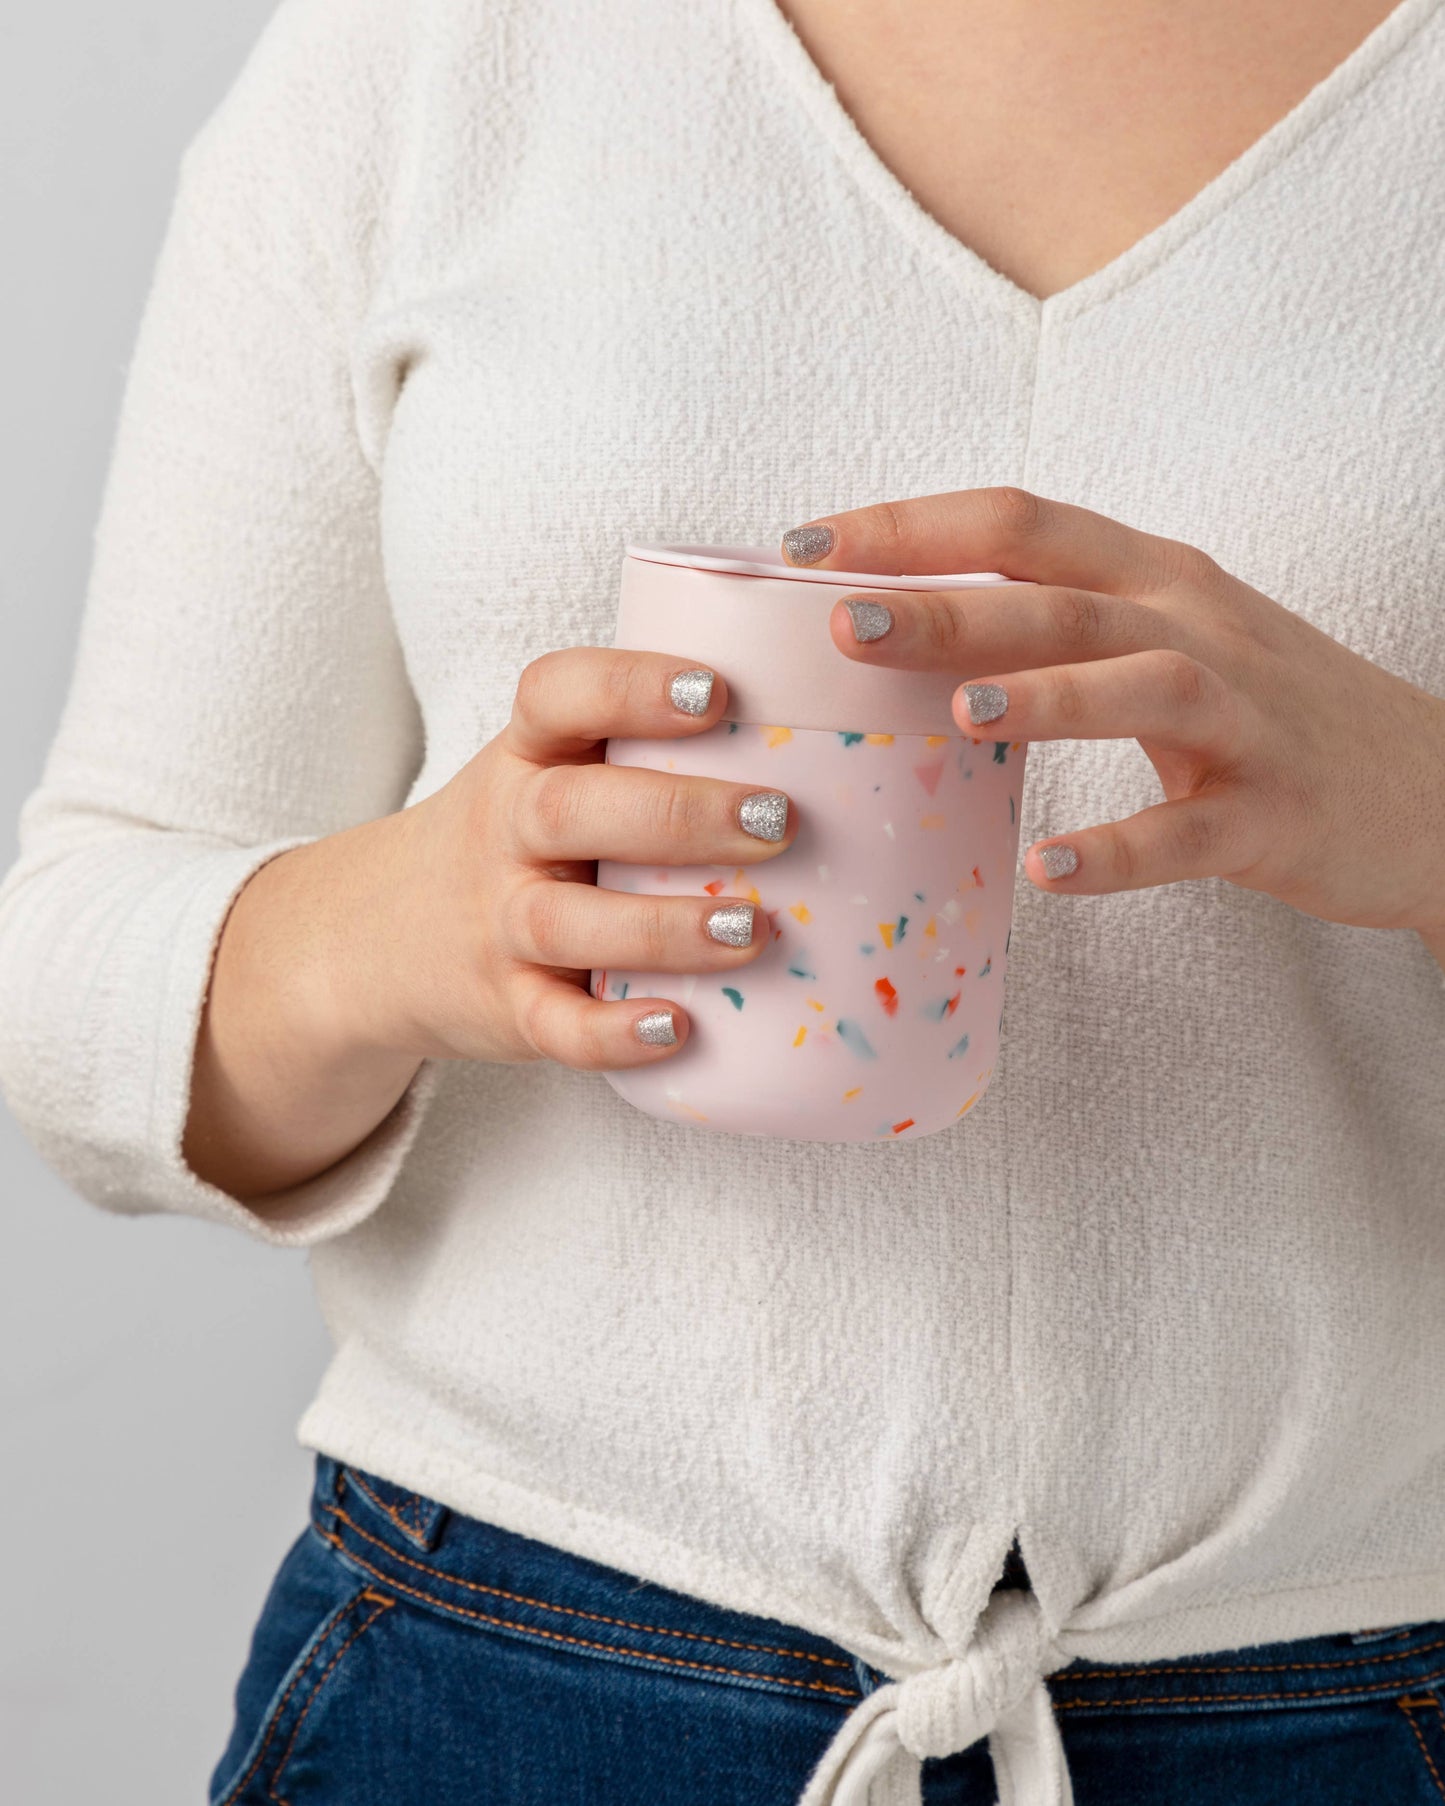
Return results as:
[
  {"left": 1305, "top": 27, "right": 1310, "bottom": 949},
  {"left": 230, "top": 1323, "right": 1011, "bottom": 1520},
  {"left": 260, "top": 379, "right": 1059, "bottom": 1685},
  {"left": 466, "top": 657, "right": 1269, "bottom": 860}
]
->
[
  {"left": 896, "top": 914, "right": 908, "bottom": 941},
  {"left": 964, "top": 768, "right": 973, "bottom": 781},
  {"left": 836, "top": 1018, "right": 877, "bottom": 1060},
  {"left": 787, "top": 965, "right": 817, "bottom": 981},
  {"left": 619, "top": 982, "right": 629, "bottom": 999},
  {"left": 1009, "top": 794, "right": 1015, "bottom": 824},
  {"left": 727, "top": 721, "right": 739, "bottom": 734},
  {"left": 1005, "top": 926, "right": 1012, "bottom": 952},
  {"left": 947, "top": 1032, "right": 972, "bottom": 1060},
  {"left": 839, "top": 731, "right": 864, "bottom": 746},
  {"left": 913, "top": 891, "right": 925, "bottom": 902},
  {"left": 993, "top": 740, "right": 1009, "bottom": 763},
  {"left": 980, "top": 956, "right": 992, "bottom": 976},
  {"left": 859, "top": 943, "right": 875, "bottom": 955},
  {"left": 722, "top": 987, "right": 745, "bottom": 1010},
  {"left": 921, "top": 994, "right": 952, "bottom": 1021}
]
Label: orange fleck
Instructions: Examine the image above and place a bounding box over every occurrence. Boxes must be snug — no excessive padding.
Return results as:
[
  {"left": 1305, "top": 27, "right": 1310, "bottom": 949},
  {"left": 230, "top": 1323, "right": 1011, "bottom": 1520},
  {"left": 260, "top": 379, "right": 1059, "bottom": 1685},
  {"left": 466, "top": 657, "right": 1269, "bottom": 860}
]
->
[
  {"left": 956, "top": 1091, "right": 981, "bottom": 1116},
  {"left": 864, "top": 733, "right": 895, "bottom": 745},
  {"left": 945, "top": 991, "right": 961, "bottom": 1015},
  {"left": 924, "top": 918, "right": 937, "bottom": 937},
  {"left": 971, "top": 864, "right": 984, "bottom": 888},
  {"left": 954, "top": 966, "right": 968, "bottom": 976},
  {"left": 874, "top": 976, "right": 899, "bottom": 1016},
  {"left": 878, "top": 920, "right": 897, "bottom": 948},
  {"left": 745, "top": 886, "right": 762, "bottom": 905},
  {"left": 773, "top": 928, "right": 783, "bottom": 940},
  {"left": 788, "top": 902, "right": 812, "bottom": 924},
  {"left": 843, "top": 1086, "right": 863, "bottom": 1101},
  {"left": 807, "top": 997, "right": 826, "bottom": 1012},
  {"left": 792, "top": 1024, "right": 807, "bottom": 1047},
  {"left": 765, "top": 725, "right": 793, "bottom": 748},
  {"left": 703, "top": 879, "right": 725, "bottom": 895},
  {"left": 892, "top": 1118, "right": 915, "bottom": 1134},
  {"left": 925, "top": 734, "right": 949, "bottom": 747},
  {"left": 920, "top": 814, "right": 946, "bottom": 829}
]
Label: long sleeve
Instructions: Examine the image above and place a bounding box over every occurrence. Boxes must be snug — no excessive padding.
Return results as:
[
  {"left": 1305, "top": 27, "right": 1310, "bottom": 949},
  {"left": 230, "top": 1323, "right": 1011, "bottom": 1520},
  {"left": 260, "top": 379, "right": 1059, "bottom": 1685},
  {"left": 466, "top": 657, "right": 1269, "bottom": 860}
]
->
[{"left": 0, "top": 0, "right": 443, "bottom": 1247}]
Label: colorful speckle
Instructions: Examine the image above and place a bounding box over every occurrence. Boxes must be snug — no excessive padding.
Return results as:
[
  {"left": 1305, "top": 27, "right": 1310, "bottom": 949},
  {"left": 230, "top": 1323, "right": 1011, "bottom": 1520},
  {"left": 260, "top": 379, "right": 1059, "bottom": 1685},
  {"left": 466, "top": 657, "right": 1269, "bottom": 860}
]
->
[
  {"left": 892, "top": 1118, "right": 915, "bottom": 1134},
  {"left": 619, "top": 982, "right": 629, "bottom": 999},
  {"left": 878, "top": 920, "right": 897, "bottom": 948},
  {"left": 980, "top": 956, "right": 992, "bottom": 976},
  {"left": 945, "top": 991, "right": 961, "bottom": 1015},
  {"left": 972, "top": 865, "right": 984, "bottom": 888},
  {"left": 727, "top": 721, "right": 739, "bottom": 733},
  {"left": 793, "top": 1025, "right": 807, "bottom": 1047},
  {"left": 839, "top": 731, "right": 865, "bottom": 746},
  {"left": 788, "top": 902, "right": 812, "bottom": 924},
  {"left": 925, "top": 734, "right": 949, "bottom": 747},
  {"left": 864, "top": 733, "right": 895, "bottom": 745},
  {"left": 913, "top": 891, "right": 926, "bottom": 902},
  {"left": 940, "top": 898, "right": 962, "bottom": 924},
  {"left": 882, "top": 821, "right": 895, "bottom": 838},
  {"left": 851, "top": 894, "right": 870, "bottom": 905},
  {"left": 807, "top": 998, "right": 825, "bottom": 1012},
  {"left": 924, "top": 918, "right": 937, "bottom": 937},
  {"left": 993, "top": 740, "right": 1009, "bottom": 763},
  {"left": 920, "top": 814, "right": 945, "bottom": 829},
  {"left": 956, "top": 1090, "right": 981, "bottom": 1116},
  {"left": 836, "top": 1018, "right": 877, "bottom": 1059},
  {"left": 913, "top": 758, "right": 944, "bottom": 796},
  {"left": 722, "top": 987, "right": 744, "bottom": 1010},
  {"left": 874, "top": 976, "right": 898, "bottom": 1016},
  {"left": 947, "top": 1032, "right": 972, "bottom": 1059},
  {"left": 1009, "top": 795, "right": 1015, "bottom": 824},
  {"left": 859, "top": 943, "right": 875, "bottom": 955},
  {"left": 703, "top": 879, "right": 725, "bottom": 895},
  {"left": 842, "top": 1086, "right": 863, "bottom": 1101},
  {"left": 896, "top": 914, "right": 909, "bottom": 941},
  {"left": 920, "top": 994, "right": 951, "bottom": 1021},
  {"left": 788, "top": 965, "right": 817, "bottom": 981},
  {"left": 765, "top": 725, "right": 793, "bottom": 748},
  {"left": 954, "top": 966, "right": 967, "bottom": 976}
]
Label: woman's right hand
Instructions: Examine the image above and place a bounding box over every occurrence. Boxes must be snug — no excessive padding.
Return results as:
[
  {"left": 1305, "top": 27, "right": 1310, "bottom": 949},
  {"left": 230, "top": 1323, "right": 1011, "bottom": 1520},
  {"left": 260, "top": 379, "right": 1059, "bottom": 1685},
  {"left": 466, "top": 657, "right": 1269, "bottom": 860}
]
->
[{"left": 362, "top": 646, "right": 797, "bottom": 1068}]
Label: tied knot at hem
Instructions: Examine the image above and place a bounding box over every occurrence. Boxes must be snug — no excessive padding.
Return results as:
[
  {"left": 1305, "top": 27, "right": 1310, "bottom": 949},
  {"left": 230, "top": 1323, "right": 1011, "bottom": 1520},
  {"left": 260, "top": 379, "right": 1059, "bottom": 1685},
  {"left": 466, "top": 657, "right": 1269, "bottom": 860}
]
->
[
  {"left": 794, "top": 1588, "right": 1075, "bottom": 1806},
  {"left": 897, "top": 1588, "right": 1068, "bottom": 1760}
]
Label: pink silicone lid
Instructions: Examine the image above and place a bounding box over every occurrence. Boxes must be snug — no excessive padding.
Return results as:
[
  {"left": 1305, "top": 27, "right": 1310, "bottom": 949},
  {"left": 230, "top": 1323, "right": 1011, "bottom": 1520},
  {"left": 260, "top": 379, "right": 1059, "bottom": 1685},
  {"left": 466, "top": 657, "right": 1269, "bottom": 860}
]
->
[{"left": 624, "top": 542, "right": 1011, "bottom": 589}]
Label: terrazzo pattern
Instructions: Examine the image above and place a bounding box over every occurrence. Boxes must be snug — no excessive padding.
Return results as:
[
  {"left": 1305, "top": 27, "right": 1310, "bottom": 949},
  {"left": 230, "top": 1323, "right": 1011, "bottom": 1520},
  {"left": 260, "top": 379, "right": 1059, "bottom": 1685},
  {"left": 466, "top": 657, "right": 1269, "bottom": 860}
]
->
[{"left": 594, "top": 720, "right": 1026, "bottom": 1141}]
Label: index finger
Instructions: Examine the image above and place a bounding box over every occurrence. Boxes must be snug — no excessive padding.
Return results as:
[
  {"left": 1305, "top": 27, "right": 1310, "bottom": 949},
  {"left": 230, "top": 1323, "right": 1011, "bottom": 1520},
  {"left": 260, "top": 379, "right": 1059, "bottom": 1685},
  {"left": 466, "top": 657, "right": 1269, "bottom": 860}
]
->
[
  {"left": 781, "top": 485, "right": 1202, "bottom": 599},
  {"left": 505, "top": 647, "right": 729, "bottom": 765}
]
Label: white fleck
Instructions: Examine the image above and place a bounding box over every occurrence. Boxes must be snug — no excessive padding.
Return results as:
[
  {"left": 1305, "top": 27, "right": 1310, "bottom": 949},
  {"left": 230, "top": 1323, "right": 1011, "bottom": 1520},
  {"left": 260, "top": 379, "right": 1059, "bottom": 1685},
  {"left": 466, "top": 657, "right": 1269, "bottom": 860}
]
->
[
  {"left": 934, "top": 947, "right": 951, "bottom": 962},
  {"left": 681, "top": 975, "right": 698, "bottom": 1002},
  {"left": 664, "top": 1085, "right": 682, "bottom": 1101},
  {"left": 851, "top": 894, "right": 870, "bottom": 905},
  {"left": 882, "top": 822, "right": 895, "bottom": 838},
  {"left": 940, "top": 897, "right": 963, "bottom": 923},
  {"left": 816, "top": 864, "right": 831, "bottom": 882}
]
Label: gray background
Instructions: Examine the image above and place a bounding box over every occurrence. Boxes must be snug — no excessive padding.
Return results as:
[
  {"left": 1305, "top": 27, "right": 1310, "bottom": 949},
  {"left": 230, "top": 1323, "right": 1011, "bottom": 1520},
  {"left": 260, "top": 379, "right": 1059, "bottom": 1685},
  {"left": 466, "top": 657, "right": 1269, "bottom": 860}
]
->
[{"left": 0, "top": 8, "right": 333, "bottom": 1800}]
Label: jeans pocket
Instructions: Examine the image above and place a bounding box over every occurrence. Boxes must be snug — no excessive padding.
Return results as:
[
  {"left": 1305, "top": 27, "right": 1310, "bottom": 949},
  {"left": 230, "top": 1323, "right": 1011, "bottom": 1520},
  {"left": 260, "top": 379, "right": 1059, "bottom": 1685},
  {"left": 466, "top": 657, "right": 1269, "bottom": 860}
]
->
[
  {"left": 1397, "top": 1690, "right": 1445, "bottom": 1802},
  {"left": 208, "top": 1525, "right": 395, "bottom": 1806}
]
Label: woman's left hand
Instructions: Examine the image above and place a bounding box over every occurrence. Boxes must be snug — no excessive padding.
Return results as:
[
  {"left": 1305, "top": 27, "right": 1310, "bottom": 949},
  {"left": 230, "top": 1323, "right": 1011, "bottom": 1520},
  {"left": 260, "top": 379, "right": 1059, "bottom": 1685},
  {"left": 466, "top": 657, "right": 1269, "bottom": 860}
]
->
[{"left": 780, "top": 487, "right": 1445, "bottom": 947}]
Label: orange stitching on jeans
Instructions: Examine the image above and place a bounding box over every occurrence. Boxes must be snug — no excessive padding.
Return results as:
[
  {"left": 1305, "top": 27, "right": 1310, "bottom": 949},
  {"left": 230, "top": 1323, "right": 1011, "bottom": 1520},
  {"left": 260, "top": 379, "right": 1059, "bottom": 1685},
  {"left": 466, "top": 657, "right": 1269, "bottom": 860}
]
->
[
  {"left": 214, "top": 1593, "right": 369, "bottom": 1806},
  {"left": 317, "top": 1499, "right": 854, "bottom": 1672},
  {"left": 1051, "top": 1660, "right": 1445, "bottom": 1712},
  {"left": 267, "top": 1593, "right": 394, "bottom": 1806},
  {"left": 1056, "top": 1633, "right": 1445, "bottom": 1684},
  {"left": 345, "top": 1470, "right": 433, "bottom": 1548},
  {"left": 314, "top": 1523, "right": 861, "bottom": 1701},
  {"left": 1398, "top": 1700, "right": 1445, "bottom": 1801}
]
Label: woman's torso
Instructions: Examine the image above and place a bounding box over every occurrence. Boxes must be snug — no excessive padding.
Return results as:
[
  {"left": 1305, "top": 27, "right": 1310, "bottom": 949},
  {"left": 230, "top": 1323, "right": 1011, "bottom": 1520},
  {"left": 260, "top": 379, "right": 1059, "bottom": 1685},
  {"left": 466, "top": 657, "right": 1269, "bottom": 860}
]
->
[{"left": 267, "top": 0, "right": 1445, "bottom": 1675}]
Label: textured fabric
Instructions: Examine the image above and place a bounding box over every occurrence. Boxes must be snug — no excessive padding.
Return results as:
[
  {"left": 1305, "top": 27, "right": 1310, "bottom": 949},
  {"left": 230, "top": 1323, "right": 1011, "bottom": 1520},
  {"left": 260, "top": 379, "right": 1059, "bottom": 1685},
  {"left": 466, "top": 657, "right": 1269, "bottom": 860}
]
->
[{"left": 3, "top": 0, "right": 1445, "bottom": 1800}]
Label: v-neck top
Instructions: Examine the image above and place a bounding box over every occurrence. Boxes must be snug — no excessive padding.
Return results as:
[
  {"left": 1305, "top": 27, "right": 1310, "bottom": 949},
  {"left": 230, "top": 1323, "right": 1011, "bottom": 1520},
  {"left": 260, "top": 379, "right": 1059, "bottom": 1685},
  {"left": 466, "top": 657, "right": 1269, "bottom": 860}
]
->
[{"left": 2, "top": 0, "right": 1444, "bottom": 1799}]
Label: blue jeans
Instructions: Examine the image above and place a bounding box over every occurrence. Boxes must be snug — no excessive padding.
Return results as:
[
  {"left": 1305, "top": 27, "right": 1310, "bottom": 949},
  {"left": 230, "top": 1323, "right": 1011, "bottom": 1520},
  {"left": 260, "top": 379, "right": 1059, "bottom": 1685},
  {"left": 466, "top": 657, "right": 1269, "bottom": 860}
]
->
[{"left": 209, "top": 1454, "right": 1445, "bottom": 1804}]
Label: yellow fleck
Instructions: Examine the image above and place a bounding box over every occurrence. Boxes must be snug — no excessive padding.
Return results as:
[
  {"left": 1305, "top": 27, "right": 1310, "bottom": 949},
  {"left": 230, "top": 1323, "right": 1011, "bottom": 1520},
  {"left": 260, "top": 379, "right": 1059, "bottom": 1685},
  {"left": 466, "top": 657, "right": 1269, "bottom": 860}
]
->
[
  {"left": 920, "top": 814, "right": 945, "bottom": 829},
  {"left": 807, "top": 997, "right": 826, "bottom": 1011},
  {"left": 863, "top": 733, "right": 895, "bottom": 745},
  {"left": 788, "top": 902, "right": 812, "bottom": 924},
  {"left": 793, "top": 1024, "right": 807, "bottom": 1047},
  {"left": 878, "top": 920, "right": 896, "bottom": 948},
  {"left": 924, "top": 918, "right": 937, "bottom": 937},
  {"left": 956, "top": 1090, "right": 981, "bottom": 1117},
  {"left": 745, "top": 886, "right": 762, "bottom": 905},
  {"left": 925, "top": 735, "right": 949, "bottom": 747},
  {"left": 843, "top": 1086, "right": 863, "bottom": 1101},
  {"left": 765, "top": 725, "right": 793, "bottom": 748}
]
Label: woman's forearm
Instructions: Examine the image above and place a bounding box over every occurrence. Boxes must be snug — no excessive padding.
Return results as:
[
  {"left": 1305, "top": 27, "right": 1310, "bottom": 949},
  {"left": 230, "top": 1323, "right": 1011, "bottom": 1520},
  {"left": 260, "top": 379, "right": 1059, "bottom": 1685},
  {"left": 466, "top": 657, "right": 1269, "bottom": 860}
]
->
[{"left": 182, "top": 811, "right": 424, "bottom": 1210}]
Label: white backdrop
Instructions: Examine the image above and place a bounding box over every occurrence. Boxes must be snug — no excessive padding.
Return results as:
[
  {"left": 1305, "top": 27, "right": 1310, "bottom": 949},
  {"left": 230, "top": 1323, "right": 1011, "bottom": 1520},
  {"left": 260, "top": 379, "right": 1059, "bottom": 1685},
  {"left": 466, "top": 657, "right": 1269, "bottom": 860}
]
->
[{"left": 0, "top": 7, "right": 334, "bottom": 1799}]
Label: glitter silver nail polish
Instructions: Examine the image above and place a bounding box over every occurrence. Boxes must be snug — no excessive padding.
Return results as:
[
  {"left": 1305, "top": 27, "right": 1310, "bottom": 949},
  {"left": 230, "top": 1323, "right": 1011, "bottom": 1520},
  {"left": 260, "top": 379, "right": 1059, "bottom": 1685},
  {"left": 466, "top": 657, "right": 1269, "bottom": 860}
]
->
[
  {"left": 963, "top": 682, "right": 1009, "bottom": 725},
  {"left": 1039, "top": 843, "right": 1078, "bottom": 878},
  {"left": 782, "top": 523, "right": 835, "bottom": 565},
  {"left": 706, "top": 902, "right": 756, "bottom": 947},
  {"left": 634, "top": 1008, "right": 678, "bottom": 1045},
  {"left": 669, "top": 668, "right": 715, "bottom": 716},
  {"left": 738, "top": 791, "right": 789, "bottom": 841},
  {"left": 844, "top": 598, "right": 894, "bottom": 643}
]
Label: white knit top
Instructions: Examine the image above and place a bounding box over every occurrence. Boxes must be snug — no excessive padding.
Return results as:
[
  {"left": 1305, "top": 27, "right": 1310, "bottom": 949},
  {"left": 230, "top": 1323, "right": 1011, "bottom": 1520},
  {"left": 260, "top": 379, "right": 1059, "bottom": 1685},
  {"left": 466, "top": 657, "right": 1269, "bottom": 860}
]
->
[{"left": 3, "top": 1, "right": 1444, "bottom": 1799}]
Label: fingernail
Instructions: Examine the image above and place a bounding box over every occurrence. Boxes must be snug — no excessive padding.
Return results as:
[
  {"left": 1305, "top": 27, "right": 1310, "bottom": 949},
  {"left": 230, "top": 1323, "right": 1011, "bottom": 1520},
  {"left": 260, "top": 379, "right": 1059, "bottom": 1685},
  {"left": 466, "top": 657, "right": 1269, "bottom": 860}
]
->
[
  {"left": 963, "top": 682, "right": 1009, "bottom": 724},
  {"left": 706, "top": 902, "right": 756, "bottom": 946},
  {"left": 843, "top": 597, "right": 894, "bottom": 643},
  {"left": 782, "top": 523, "right": 835, "bottom": 565},
  {"left": 668, "top": 667, "right": 715, "bottom": 716},
  {"left": 1039, "top": 843, "right": 1078, "bottom": 878},
  {"left": 634, "top": 1008, "right": 678, "bottom": 1045},
  {"left": 738, "top": 791, "right": 789, "bottom": 841}
]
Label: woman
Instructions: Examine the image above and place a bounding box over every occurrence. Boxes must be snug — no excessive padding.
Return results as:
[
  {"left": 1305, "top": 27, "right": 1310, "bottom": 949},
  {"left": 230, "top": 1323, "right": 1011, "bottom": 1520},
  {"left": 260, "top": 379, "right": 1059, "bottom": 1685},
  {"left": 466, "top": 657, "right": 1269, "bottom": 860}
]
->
[{"left": 2, "top": 0, "right": 1443, "bottom": 1799}]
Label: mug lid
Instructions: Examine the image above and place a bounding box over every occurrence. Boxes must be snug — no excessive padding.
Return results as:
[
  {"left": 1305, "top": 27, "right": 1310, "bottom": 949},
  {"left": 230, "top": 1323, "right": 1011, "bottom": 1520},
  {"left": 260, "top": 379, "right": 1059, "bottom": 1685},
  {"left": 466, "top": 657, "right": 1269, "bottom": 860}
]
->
[{"left": 625, "top": 542, "right": 1010, "bottom": 589}]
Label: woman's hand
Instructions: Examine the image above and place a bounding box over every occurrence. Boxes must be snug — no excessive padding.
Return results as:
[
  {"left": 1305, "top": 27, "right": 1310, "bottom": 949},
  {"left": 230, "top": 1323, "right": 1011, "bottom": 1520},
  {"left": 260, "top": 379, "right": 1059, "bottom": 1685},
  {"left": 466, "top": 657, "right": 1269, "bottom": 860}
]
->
[
  {"left": 185, "top": 647, "right": 795, "bottom": 1202},
  {"left": 781, "top": 488, "right": 1445, "bottom": 957}
]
